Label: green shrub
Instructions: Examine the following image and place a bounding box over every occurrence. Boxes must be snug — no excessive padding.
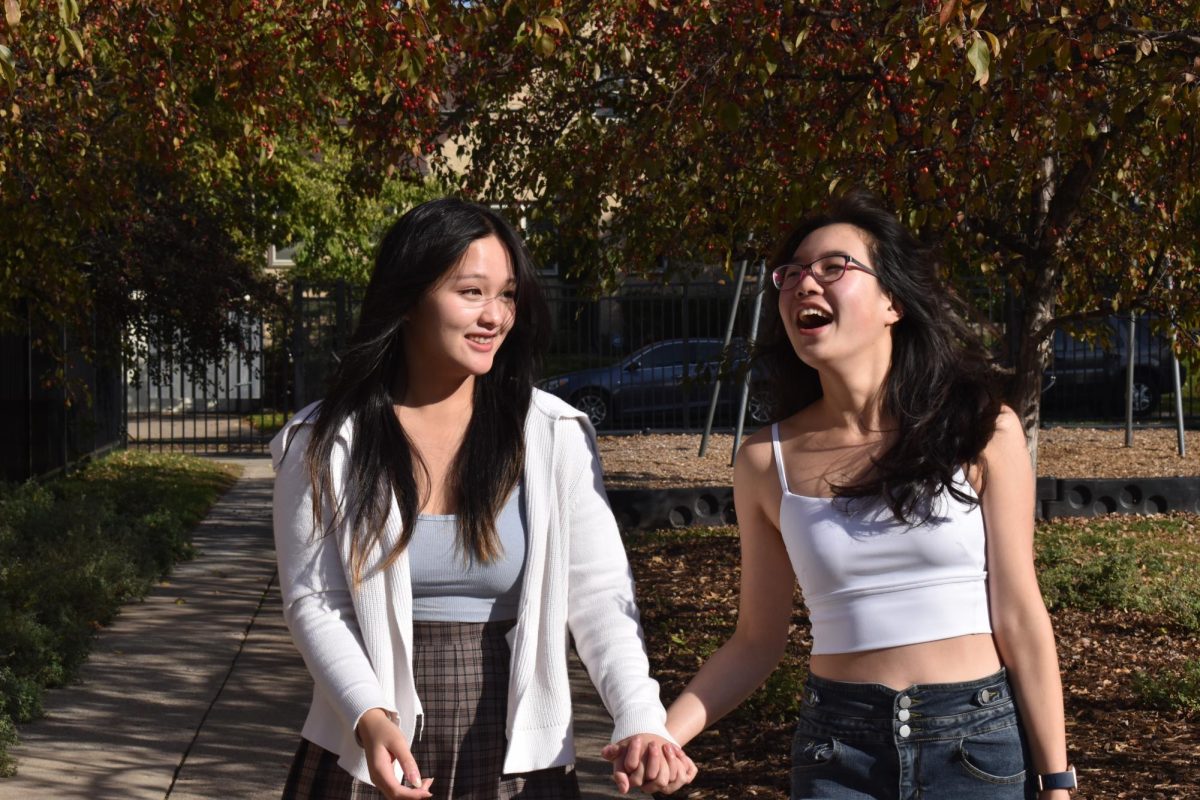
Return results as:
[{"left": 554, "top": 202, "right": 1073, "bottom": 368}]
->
[
  {"left": 1037, "top": 535, "right": 1141, "bottom": 611},
  {"left": 0, "top": 715, "right": 17, "bottom": 778},
  {"left": 245, "top": 410, "right": 289, "bottom": 436},
  {"left": 740, "top": 661, "right": 806, "bottom": 722},
  {"left": 1036, "top": 515, "right": 1200, "bottom": 630},
  {"left": 0, "top": 452, "right": 237, "bottom": 774},
  {"left": 0, "top": 668, "right": 42, "bottom": 724},
  {"left": 1132, "top": 659, "right": 1200, "bottom": 713}
]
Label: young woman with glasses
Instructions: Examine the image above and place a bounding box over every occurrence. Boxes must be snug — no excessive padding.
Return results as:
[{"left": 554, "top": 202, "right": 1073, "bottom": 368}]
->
[
  {"left": 271, "top": 199, "right": 696, "bottom": 800},
  {"left": 607, "top": 189, "right": 1075, "bottom": 798}
]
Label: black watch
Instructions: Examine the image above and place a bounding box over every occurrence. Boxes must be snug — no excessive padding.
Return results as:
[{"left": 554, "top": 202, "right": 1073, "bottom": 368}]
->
[{"left": 1037, "top": 765, "right": 1077, "bottom": 792}]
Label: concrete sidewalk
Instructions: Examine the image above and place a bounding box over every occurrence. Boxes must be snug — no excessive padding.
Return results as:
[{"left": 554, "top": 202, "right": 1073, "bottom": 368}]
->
[{"left": 0, "top": 457, "right": 623, "bottom": 799}]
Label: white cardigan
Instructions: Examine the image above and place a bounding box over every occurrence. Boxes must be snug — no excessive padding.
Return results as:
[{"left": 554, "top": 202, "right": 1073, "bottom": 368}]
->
[{"left": 271, "top": 389, "right": 673, "bottom": 784}]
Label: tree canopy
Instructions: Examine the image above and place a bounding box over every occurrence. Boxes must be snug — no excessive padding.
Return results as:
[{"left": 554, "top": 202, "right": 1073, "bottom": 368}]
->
[
  {"left": 0, "top": 0, "right": 478, "bottom": 366},
  {"left": 451, "top": 0, "right": 1200, "bottom": 438},
  {"left": 3, "top": 0, "right": 1198, "bottom": 444}
]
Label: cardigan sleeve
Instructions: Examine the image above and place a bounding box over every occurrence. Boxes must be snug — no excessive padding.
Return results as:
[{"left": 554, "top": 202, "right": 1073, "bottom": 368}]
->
[
  {"left": 559, "top": 418, "right": 676, "bottom": 745},
  {"left": 272, "top": 423, "right": 395, "bottom": 738}
]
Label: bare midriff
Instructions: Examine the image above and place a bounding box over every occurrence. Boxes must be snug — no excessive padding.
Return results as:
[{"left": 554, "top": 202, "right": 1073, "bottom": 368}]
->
[{"left": 809, "top": 633, "right": 1003, "bottom": 691}]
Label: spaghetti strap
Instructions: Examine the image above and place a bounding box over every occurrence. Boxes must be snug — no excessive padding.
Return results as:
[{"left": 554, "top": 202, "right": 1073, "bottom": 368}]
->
[{"left": 770, "top": 423, "right": 790, "bottom": 494}]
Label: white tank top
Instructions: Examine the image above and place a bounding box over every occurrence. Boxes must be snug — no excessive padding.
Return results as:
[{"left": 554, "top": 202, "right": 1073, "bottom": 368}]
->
[{"left": 772, "top": 423, "right": 993, "bottom": 655}]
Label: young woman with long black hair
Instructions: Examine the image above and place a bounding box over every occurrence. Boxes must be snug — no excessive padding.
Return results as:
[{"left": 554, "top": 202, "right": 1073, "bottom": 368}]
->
[
  {"left": 272, "top": 199, "right": 696, "bottom": 800},
  {"left": 608, "top": 190, "right": 1075, "bottom": 798}
]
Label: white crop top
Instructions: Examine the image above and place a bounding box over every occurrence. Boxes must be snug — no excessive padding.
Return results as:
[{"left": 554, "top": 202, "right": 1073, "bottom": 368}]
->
[{"left": 772, "top": 424, "right": 992, "bottom": 655}]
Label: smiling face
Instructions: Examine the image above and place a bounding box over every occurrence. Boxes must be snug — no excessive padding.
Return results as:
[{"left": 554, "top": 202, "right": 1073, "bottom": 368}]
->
[
  {"left": 402, "top": 234, "right": 517, "bottom": 387},
  {"left": 778, "top": 223, "right": 901, "bottom": 370}
]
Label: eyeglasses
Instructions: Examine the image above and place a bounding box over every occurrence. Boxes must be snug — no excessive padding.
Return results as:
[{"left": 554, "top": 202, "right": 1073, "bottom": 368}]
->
[{"left": 771, "top": 254, "right": 879, "bottom": 291}]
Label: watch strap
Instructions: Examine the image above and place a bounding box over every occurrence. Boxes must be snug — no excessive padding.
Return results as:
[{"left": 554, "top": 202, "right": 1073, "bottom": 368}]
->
[{"left": 1037, "top": 765, "right": 1077, "bottom": 791}]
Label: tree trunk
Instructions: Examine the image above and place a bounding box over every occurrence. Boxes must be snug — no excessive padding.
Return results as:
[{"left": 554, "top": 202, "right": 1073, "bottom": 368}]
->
[
  {"left": 1011, "top": 259, "right": 1059, "bottom": 473},
  {"left": 1008, "top": 153, "right": 1065, "bottom": 472}
]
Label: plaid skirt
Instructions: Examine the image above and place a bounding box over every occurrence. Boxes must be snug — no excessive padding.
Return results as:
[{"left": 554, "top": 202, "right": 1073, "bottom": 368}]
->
[{"left": 282, "top": 619, "right": 580, "bottom": 800}]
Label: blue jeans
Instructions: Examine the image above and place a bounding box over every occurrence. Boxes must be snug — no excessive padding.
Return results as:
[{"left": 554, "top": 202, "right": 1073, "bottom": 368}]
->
[{"left": 790, "top": 668, "right": 1035, "bottom": 800}]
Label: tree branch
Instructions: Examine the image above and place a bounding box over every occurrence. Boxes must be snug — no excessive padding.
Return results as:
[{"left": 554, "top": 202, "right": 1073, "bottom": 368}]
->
[{"left": 1108, "top": 23, "right": 1200, "bottom": 53}]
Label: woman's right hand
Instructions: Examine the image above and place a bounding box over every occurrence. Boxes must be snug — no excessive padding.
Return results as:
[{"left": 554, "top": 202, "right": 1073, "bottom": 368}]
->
[
  {"left": 602, "top": 735, "right": 697, "bottom": 795},
  {"left": 356, "top": 708, "right": 434, "bottom": 799}
]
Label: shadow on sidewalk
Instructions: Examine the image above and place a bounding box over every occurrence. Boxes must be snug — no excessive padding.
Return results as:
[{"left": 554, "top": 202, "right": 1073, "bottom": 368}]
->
[{"left": 0, "top": 459, "right": 626, "bottom": 799}]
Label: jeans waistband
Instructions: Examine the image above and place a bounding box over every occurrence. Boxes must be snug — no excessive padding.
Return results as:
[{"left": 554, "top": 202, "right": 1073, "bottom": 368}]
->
[{"left": 799, "top": 668, "right": 1016, "bottom": 741}]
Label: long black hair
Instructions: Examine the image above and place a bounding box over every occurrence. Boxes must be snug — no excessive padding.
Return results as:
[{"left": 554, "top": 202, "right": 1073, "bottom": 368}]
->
[
  {"left": 304, "top": 198, "right": 550, "bottom": 584},
  {"left": 758, "top": 188, "right": 1004, "bottom": 521}
]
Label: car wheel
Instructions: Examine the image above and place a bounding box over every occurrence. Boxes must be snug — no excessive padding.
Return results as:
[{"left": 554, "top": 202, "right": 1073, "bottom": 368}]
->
[
  {"left": 747, "top": 386, "right": 773, "bottom": 425},
  {"left": 1127, "top": 373, "right": 1160, "bottom": 417},
  {"left": 572, "top": 389, "right": 611, "bottom": 429}
]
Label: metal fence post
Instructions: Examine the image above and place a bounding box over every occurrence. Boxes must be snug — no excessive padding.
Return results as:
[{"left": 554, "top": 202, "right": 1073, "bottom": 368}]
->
[
  {"left": 699, "top": 257, "right": 749, "bottom": 457},
  {"left": 732, "top": 260, "right": 767, "bottom": 465},
  {"left": 292, "top": 281, "right": 306, "bottom": 410},
  {"left": 1124, "top": 312, "right": 1136, "bottom": 447},
  {"left": 1172, "top": 342, "right": 1186, "bottom": 457}
]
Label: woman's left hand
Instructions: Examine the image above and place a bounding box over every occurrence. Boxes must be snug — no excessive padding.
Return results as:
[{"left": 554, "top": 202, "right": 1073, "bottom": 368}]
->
[{"left": 602, "top": 734, "right": 698, "bottom": 795}]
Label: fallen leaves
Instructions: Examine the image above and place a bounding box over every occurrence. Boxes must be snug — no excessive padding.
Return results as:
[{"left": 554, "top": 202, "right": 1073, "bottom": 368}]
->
[
  {"left": 598, "top": 426, "right": 1200, "bottom": 489},
  {"left": 627, "top": 531, "right": 1200, "bottom": 800}
]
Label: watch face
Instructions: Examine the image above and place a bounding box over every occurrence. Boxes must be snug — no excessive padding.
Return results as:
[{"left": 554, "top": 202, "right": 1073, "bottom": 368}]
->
[{"left": 1039, "top": 766, "right": 1077, "bottom": 790}]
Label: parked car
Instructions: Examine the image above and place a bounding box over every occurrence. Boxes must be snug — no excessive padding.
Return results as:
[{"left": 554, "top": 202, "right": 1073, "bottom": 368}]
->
[
  {"left": 1043, "top": 316, "right": 1184, "bottom": 417},
  {"left": 538, "top": 337, "right": 772, "bottom": 429}
]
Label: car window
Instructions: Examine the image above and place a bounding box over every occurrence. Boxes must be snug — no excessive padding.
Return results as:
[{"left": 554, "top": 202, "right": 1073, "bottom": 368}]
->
[
  {"left": 693, "top": 341, "right": 727, "bottom": 363},
  {"left": 1111, "top": 315, "right": 1171, "bottom": 356},
  {"left": 636, "top": 343, "right": 688, "bottom": 368}
]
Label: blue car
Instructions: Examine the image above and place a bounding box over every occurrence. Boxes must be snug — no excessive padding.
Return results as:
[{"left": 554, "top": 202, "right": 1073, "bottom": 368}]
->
[
  {"left": 1043, "top": 315, "right": 1186, "bottom": 418},
  {"left": 538, "top": 337, "right": 771, "bottom": 429}
]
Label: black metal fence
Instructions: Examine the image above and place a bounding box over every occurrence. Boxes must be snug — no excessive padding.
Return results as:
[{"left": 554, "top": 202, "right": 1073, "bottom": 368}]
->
[
  {"left": 541, "top": 276, "right": 769, "bottom": 430},
  {"left": 122, "top": 276, "right": 769, "bottom": 450},
  {"left": 125, "top": 280, "right": 364, "bottom": 453},
  {"left": 124, "top": 314, "right": 291, "bottom": 453},
  {"left": 290, "top": 280, "right": 362, "bottom": 410},
  {"left": 0, "top": 312, "right": 124, "bottom": 482},
  {"left": 1041, "top": 314, "right": 1196, "bottom": 424},
  {"left": 118, "top": 277, "right": 1200, "bottom": 456},
  {"left": 7, "top": 272, "right": 1195, "bottom": 480}
]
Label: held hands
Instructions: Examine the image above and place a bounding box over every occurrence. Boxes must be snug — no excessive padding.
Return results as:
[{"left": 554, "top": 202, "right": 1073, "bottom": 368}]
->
[
  {"left": 355, "top": 708, "right": 435, "bottom": 800},
  {"left": 601, "top": 734, "right": 698, "bottom": 795}
]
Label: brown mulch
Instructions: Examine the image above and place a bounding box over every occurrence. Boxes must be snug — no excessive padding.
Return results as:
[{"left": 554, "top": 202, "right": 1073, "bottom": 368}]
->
[
  {"left": 598, "top": 426, "right": 1200, "bottom": 488},
  {"left": 626, "top": 529, "right": 1200, "bottom": 800}
]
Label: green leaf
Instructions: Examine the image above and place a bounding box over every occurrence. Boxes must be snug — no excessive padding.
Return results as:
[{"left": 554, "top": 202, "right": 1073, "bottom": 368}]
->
[
  {"left": 536, "top": 15, "right": 567, "bottom": 35},
  {"left": 56, "top": 0, "right": 75, "bottom": 25},
  {"left": 984, "top": 30, "right": 1001, "bottom": 58},
  {"left": 882, "top": 113, "right": 898, "bottom": 145},
  {"left": 716, "top": 100, "right": 741, "bottom": 130},
  {"left": 0, "top": 44, "right": 16, "bottom": 91},
  {"left": 66, "top": 28, "right": 84, "bottom": 61},
  {"left": 966, "top": 37, "right": 990, "bottom": 85},
  {"left": 1054, "top": 40, "right": 1071, "bottom": 70},
  {"left": 535, "top": 32, "right": 555, "bottom": 57}
]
